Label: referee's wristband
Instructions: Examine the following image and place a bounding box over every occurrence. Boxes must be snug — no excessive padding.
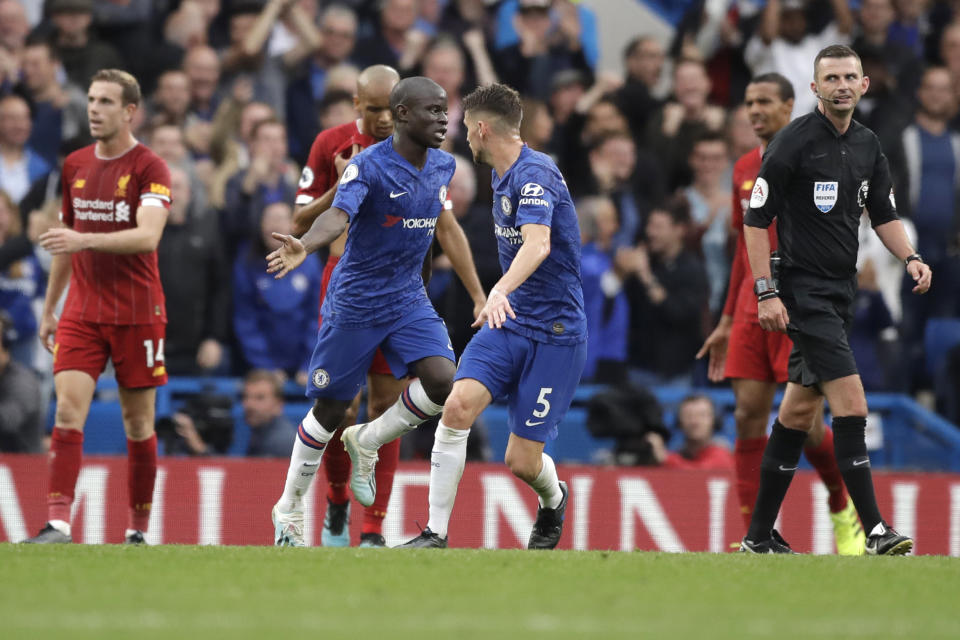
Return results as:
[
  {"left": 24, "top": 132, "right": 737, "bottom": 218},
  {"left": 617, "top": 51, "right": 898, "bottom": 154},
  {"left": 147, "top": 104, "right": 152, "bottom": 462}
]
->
[
  {"left": 757, "top": 291, "right": 779, "bottom": 302},
  {"left": 905, "top": 253, "right": 923, "bottom": 266}
]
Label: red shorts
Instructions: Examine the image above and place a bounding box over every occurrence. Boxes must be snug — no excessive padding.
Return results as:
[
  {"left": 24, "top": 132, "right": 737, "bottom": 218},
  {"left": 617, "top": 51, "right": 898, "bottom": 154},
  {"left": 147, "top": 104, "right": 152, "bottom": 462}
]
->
[
  {"left": 54, "top": 317, "right": 168, "bottom": 388},
  {"left": 319, "top": 255, "right": 393, "bottom": 377},
  {"left": 724, "top": 320, "right": 791, "bottom": 384}
]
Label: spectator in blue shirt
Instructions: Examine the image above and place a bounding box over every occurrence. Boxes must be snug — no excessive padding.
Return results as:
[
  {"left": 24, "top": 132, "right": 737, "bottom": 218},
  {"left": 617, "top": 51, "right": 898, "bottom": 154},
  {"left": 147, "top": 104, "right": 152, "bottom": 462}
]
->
[
  {"left": 0, "top": 94, "right": 52, "bottom": 205},
  {"left": 579, "top": 196, "right": 629, "bottom": 383},
  {"left": 0, "top": 189, "right": 43, "bottom": 370},
  {"left": 222, "top": 117, "right": 297, "bottom": 260},
  {"left": 233, "top": 201, "right": 320, "bottom": 384}
]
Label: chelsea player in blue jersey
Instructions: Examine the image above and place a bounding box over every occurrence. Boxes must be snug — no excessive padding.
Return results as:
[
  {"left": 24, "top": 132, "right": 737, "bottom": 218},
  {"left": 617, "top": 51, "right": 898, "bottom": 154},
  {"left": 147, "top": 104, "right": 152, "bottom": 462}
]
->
[
  {"left": 265, "top": 77, "right": 472, "bottom": 546},
  {"left": 403, "top": 83, "right": 587, "bottom": 549}
]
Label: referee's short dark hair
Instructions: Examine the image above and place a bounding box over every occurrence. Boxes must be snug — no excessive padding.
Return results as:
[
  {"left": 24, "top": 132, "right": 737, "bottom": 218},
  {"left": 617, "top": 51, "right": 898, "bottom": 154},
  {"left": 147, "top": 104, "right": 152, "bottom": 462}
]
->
[
  {"left": 462, "top": 83, "right": 523, "bottom": 132},
  {"left": 814, "top": 44, "right": 862, "bottom": 79},
  {"left": 750, "top": 72, "right": 795, "bottom": 102}
]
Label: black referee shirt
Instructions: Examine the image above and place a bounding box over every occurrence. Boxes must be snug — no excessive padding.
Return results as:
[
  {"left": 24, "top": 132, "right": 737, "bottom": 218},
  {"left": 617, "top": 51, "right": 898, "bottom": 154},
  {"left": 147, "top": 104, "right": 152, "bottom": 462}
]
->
[{"left": 744, "top": 108, "right": 899, "bottom": 279}]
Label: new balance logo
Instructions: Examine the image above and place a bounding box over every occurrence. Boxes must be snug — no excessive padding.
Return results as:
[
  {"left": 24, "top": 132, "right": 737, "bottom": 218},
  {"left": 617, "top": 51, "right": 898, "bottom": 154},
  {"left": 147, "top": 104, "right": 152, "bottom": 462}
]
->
[{"left": 390, "top": 191, "right": 408, "bottom": 198}]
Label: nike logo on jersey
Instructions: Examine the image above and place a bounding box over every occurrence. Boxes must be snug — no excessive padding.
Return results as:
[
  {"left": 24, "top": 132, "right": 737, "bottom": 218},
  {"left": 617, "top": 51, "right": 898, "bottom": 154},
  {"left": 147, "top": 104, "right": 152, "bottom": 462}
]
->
[
  {"left": 382, "top": 214, "right": 403, "bottom": 227},
  {"left": 525, "top": 419, "right": 545, "bottom": 427},
  {"left": 390, "top": 191, "right": 408, "bottom": 198},
  {"left": 852, "top": 458, "right": 870, "bottom": 466},
  {"left": 778, "top": 465, "right": 798, "bottom": 472}
]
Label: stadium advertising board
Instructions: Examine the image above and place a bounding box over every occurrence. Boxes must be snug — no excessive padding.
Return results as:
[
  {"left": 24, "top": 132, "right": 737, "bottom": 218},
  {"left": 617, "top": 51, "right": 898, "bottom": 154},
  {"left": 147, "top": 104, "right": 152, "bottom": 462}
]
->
[{"left": 1, "top": 457, "right": 958, "bottom": 554}]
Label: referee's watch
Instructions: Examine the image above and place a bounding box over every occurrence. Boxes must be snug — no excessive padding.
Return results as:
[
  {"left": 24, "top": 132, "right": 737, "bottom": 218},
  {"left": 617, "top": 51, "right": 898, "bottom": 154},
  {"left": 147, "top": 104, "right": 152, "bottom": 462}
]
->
[
  {"left": 905, "top": 253, "right": 923, "bottom": 266},
  {"left": 753, "top": 277, "right": 778, "bottom": 302}
]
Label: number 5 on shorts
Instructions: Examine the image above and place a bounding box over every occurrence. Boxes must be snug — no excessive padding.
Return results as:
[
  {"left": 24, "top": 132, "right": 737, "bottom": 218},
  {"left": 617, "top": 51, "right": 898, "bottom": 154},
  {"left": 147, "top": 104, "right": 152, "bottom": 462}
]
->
[
  {"left": 533, "top": 387, "right": 553, "bottom": 418},
  {"left": 143, "top": 338, "right": 165, "bottom": 368}
]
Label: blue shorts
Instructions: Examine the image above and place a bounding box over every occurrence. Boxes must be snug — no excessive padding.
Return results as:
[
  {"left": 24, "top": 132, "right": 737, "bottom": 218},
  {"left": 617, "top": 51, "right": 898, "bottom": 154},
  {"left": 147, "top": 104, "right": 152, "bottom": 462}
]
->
[
  {"left": 306, "top": 304, "right": 454, "bottom": 401},
  {"left": 454, "top": 326, "right": 586, "bottom": 442}
]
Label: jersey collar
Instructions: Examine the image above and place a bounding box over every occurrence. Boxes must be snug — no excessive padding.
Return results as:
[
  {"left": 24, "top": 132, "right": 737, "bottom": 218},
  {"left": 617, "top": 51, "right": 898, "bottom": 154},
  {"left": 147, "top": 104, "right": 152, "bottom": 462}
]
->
[
  {"left": 385, "top": 135, "right": 433, "bottom": 175},
  {"left": 496, "top": 144, "right": 531, "bottom": 185},
  {"left": 813, "top": 107, "right": 859, "bottom": 139}
]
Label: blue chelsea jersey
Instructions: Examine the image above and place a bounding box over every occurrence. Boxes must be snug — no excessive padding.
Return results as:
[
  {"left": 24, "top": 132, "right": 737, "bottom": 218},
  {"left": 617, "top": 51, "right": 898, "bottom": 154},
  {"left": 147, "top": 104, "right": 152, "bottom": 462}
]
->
[
  {"left": 491, "top": 145, "right": 586, "bottom": 345},
  {"left": 324, "top": 137, "right": 456, "bottom": 327}
]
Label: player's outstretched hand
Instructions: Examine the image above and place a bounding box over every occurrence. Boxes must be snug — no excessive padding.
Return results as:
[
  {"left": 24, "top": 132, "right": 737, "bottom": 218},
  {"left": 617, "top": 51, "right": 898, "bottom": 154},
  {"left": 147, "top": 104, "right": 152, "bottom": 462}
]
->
[
  {"left": 696, "top": 316, "right": 732, "bottom": 383},
  {"left": 472, "top": 287, "right": 515, "bottom": 329},
  {"left": 38, "top": 313, "right": 57, "bottom": 354},
  {"left": 757, "top": 297, "right": 790, "bottom": 333},
  {"left": 39, "top": 228, "right": 87, "bottom": 254},
  {"left": 907, "top": 260, "right": 932, "bottom": 294},
  {"left": 266, "top": 233, "right": 306, "bottom": 279}
]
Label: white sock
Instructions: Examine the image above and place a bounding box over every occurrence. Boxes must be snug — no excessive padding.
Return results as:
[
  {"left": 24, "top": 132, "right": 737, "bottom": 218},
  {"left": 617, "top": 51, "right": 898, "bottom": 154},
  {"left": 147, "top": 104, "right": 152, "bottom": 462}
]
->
[
  {"left": 528, "top": 453, "right": 563, "bottom": 509},
  {"left": 426, "top": 422, "right": 469, "bottom": 538},
  {"left": 278, "top": 409, "right": 335, "bottom": 512},
  {"left": 49, "top": 519, "right": 70, "bottom": 536},
  {"left": 357, "top": 378, "right": 443, "bottom": 450}
]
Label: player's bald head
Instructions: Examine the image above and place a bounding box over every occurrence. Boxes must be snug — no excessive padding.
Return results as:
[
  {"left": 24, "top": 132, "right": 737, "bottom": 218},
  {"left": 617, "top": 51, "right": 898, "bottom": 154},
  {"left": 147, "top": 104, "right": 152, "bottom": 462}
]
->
[
  {"left": 389, "top": 76, "right": 445, "bottom": 117},
  {"left": 357, "top": 65, "right": 399, "bottom": 101}
]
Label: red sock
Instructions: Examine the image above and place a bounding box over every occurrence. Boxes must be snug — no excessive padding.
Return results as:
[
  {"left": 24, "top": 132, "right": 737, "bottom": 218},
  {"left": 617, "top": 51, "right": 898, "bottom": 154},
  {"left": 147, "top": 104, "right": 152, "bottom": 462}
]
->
[
  {"left": 127, "top": 435, "right": 157, "bottom": 532},
  {"left": 323, "top": 435, "right": 351, "bottom": 504},
  {"left": 803, "top": 426, "right": 848, "bottom": 513},
  {"left": 734, "top": 436, "right": 767, "bottom": 533},
  {"left": 47, "top": 427, "right": 84, "bottom": 523},
  {"left": 363, "top": 437, "right": 400, "bottom": 535}
]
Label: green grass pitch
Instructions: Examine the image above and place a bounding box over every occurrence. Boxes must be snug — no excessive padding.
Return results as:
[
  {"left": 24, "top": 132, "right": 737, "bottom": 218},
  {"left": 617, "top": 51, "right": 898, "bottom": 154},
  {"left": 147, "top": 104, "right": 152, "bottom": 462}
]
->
[{"left": 1, "top": 545, "right": 958, "bottom": 639}]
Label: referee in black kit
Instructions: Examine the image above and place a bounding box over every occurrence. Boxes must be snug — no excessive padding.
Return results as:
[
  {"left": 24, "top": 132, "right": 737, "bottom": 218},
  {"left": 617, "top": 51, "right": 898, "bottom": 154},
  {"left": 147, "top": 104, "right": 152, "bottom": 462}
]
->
[{"left": 739, "top": 44, "right": 932, "bottom": 555}]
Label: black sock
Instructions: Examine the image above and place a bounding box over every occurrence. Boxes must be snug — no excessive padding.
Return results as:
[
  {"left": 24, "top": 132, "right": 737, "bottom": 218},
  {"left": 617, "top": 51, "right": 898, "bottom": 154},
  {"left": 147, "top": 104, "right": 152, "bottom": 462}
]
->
[
  {"left": 832, "top": 415, "right": 882, "bottom": 533},
  {"left": 746, "top": 421, "right": 807, "bottom": 542}
]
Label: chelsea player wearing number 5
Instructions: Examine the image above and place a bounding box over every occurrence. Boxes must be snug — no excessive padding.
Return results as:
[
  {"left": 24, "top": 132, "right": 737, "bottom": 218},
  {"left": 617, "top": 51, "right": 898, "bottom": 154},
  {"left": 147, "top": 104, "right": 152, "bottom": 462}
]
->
[
  {"left": 265, "top": 77, "right": 466, "bottom": 546},
  {"left": 403, "top": 83, "right": 587, "bottom": 549}
]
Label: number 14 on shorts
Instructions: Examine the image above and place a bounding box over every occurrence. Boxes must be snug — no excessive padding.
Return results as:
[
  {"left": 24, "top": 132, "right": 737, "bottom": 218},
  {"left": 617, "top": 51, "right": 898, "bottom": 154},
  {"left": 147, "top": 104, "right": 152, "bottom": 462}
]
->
[
  {"left": 525, "top": 387, "right": 552, "bottom": 427},
  {"left": 143, "top": 338, "right": 165, "bottom": 368}
]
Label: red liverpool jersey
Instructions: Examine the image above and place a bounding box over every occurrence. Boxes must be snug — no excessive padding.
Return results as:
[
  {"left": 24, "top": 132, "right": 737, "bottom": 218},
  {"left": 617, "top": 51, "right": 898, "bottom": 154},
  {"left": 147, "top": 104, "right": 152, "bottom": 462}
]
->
[
  {"left": 59, "top": 143, "right": 172, "bottom": 325},
  {"left": 723, "top": 146, "right": 779, "bottom": 323},
  {"left": 295, "top": 119, "right": 377, "bottom": 205}
]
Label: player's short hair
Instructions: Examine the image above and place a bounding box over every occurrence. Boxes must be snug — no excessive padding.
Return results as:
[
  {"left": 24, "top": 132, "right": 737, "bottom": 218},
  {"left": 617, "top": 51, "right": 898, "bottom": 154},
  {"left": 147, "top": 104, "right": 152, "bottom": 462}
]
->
[
  {"left": 462, "top": 83, "right": 523, "bottom": 132},
  {"left": 244, "top": 369, "right": 285, "bottom": 399},
  {"left": 814, "top": 44, "right": 862, "bottom": 79},
  {"left": 749, "top": 72, "right": 794, "bottom": 102},
  {"left": 250, "top": 116, "right": 285, "bottom": 140},
  {"left": 91, "top": 69, "right": 141, "bottom": 107},
  {"left": 319, "top": 89, "right": 354, "bottom": 114}
]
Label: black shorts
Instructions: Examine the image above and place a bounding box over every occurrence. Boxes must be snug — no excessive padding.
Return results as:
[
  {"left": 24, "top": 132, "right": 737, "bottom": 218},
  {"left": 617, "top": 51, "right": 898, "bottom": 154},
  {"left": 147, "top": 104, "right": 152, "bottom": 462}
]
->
[{"left": 780, "top": 269, "right": 858, "bottom": 387}]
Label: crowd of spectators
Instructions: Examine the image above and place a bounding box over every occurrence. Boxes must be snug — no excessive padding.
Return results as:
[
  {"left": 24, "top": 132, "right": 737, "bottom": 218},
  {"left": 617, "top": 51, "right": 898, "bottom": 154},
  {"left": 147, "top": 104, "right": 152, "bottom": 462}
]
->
[{"left": 3, "top": 0, "right": 960, "bottom": 452}]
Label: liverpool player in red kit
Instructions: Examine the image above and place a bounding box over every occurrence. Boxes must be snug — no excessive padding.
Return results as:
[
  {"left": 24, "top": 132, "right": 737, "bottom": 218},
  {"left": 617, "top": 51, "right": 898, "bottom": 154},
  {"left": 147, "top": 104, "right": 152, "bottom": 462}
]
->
[
  {"left": 24, "top": 70, "right": 172, "bottom": 545},
  {"left": 697, "top": 73, "right": 865, "bottom": 554},
  {"left": 282, "top": 65, "right": 484, "bottom": 547}
]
